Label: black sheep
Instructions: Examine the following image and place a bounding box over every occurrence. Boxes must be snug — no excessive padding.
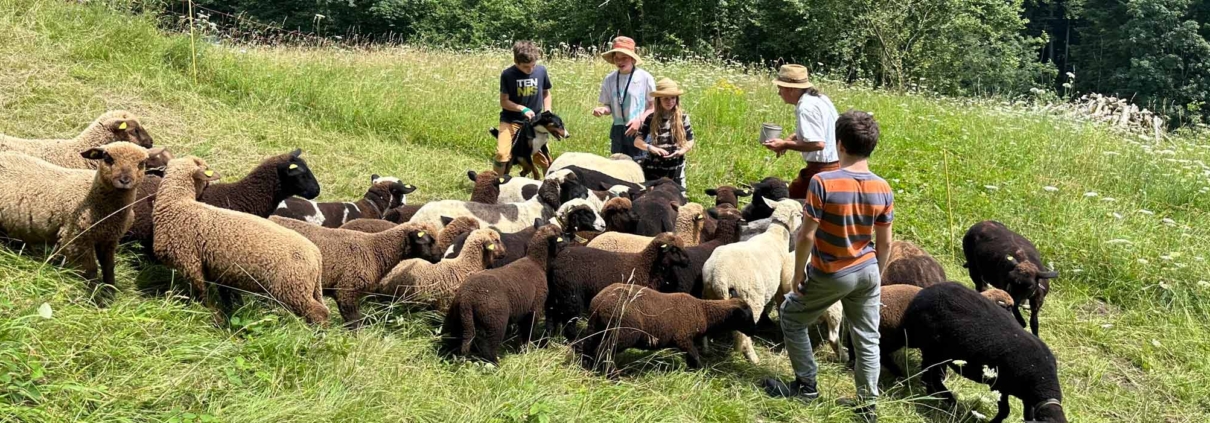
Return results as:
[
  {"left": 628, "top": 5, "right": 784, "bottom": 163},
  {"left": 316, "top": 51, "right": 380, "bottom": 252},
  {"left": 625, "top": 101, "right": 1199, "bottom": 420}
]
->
[
  {"left": 631, "top": 178, "right": 686, "bottom": 236},
  {"left": 546, "top": 233, "right": 690, "bottom": 341},
  {"left": 580, "top": 284, "right": 756, "bottom": 371},
  {"left": 440, "top": 225, "right": 570, "bottom": 363},
  {"left": 664, "top": 208, "right": 744, "bottom": 297},
  {"left": 125, "top": 148, "right": 321, "bottom": 250},
  {"left": 903, "top": 282, "right": 1066, "bottom": 423},
  {"left": 963, "top": 220, "right": 1058, "bottom": 336},
  {"left": 561, "top": 165, "right": 644, "bottom": 193},
  {"left": 444, "top": 219, "right": 540, "bottom": 267},
  {"left": 739, "top": 177, "right": 789, "bottom": 221},
  {"left": 703, "top": 185, "right": 750, "bottom": 210}
]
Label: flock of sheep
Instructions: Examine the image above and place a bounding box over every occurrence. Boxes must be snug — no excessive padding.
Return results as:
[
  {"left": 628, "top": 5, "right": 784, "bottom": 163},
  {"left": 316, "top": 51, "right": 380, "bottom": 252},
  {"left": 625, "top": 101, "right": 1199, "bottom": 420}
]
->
[{"left": 0, "top": 111, "right": 1068, "bottom": 422}]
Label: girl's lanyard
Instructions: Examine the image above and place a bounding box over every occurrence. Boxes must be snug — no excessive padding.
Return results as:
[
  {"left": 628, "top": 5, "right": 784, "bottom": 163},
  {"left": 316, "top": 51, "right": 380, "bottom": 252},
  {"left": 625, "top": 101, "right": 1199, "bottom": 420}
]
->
[{"left": 616, "top": 68, "right": 636, "bottom": 120}]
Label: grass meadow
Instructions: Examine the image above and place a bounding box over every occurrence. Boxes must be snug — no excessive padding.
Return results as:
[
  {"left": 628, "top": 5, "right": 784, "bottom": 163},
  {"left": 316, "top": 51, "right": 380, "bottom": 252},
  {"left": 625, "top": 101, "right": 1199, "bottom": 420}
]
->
[{"left": 2, "top": 0, "right": 1209, "bottom": 421}]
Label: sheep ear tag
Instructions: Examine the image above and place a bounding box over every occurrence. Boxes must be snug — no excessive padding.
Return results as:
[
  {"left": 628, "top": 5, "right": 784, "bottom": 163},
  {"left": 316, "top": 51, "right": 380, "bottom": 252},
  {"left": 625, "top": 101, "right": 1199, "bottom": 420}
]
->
[
  {"left": 486, "top": 244, "right": 496, "bottom": 251},
  {"left": 661, "top": 244, "right": 669, "bottom": 250},
  {"left": 498, "top": 178, "right": 505, "bottom": 183},
  {"left": 417, "top": 231, "right": 426, "bottom": 238},
  {"left": 1006, "top": 255, "right": 1015, "bottom": 262},
  {"left": 117, "top": 122, "right": 128, "bottom": 130},
  {"left": 556, "top": 237, "right": 564, "bottom": 242},
  {"left": 204, "top": 170, "right": 214, "bottom": 177},
  {"left": 288, "top": 164, "right": 299, "bottom": 170}
]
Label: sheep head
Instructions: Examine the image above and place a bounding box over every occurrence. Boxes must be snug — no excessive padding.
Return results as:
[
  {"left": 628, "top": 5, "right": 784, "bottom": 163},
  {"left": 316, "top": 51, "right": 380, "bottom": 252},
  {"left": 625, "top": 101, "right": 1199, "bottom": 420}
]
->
[
  {"left": 765, "top": 197, "right": 805, "bottom": 234},
  {"left": 275, "top": 149, "right": 321, "bottom": 200},
  {"left": 557, "top": 172, "right": 589, "bottom": 203},
  {"left": 164, "top": 156, "right": 221, "bottom": 196},
  {"left": 365, "top": 175, "right": 406, "bottom": 211},
  {"left": 557, "top": 199, "right": 605, "bottom": 233},
  {"left": 143, "top": 147, "right": 174, "bottom": 176},
  {"left": 651, "top": 233, "right": 689, "bottom": 270},
  {"left": 536, "top": 178, "right": 561, "bottom": 210},
  {"left": 401, "top": 223, "right": 438, "bottom": 263},
  {"left": 601, "top": 197, "right": 636, "bottom": 233},
  {"left": 97, "top": 110, "right": 154, "bottom": 148},
  {"left": 980, "top": 288, "right": 1015, "bottom": 311},
  {"left": 1005, "top": 255, "right": 1058, "bottom": 302},
  {"left": 467, "top": 229, "right": 505, "bottom": 269},
  {"left": 714, "top": 297, "right": 757, "bottom": 336},
  {"left": 705, "top": 185, "right": 750, "bottom": 209},
  {"left": 80, "top": 141, "right": 149, "bottom": 191},
  {"left": 674, "top": 203, "right": 706, "bottom": 244}
]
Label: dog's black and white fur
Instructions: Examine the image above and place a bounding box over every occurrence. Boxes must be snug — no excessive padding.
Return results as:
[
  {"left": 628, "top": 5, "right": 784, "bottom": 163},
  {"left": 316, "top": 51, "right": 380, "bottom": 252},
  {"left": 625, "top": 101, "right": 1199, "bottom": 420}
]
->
[{"left": 488, "top": 111, "right": 569, "bottom": 179}]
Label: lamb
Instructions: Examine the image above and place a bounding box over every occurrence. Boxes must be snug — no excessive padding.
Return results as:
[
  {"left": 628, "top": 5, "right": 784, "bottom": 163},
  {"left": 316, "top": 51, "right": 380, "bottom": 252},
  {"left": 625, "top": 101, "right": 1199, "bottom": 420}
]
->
[
  {"left": 437, "top": 216, "right": 485, "bottom": 258},
  {"left": 0, "top": 142, "right": 149, "bottom": 304},
  {"left": 704, "top": 185, "right": 750, "bottom": 210},
  {"left": 151, "top": 157, "right": 329, "bottom": 324},
  {"left": 407, "top": 179, "right": 561, "bottom": 233},
  {"left": 600, "top": 197, "right": 638, "bottom": 233},
  {"left": 585, "top": 203, "right": 706, "bottom": 253},
  {"left": 548, "top": 152, "right": 644, "bottom": 184},
  {"left": 579, "top": 284, "right": 757, "bottom": 371},
  {"left": 274, "top": 175, "right": 414, "bottom": 228},
  {"left": 0, "top": 110, "right": 155, "bottom": 169},
  {"left": 269, "top": 216, "right": 436, "bottom": 327},
  {"left": 439, "top": 225, "right": 569, "bottom": 363},
  {"left": 854, "top": 284, "right": 1015, "bottom": 377},
  {"left": 466, "top": 170, "right": 510, "bottom": 203},
  {"left": 902, "top": 282, "right": 1067, "bottom": 423},
  {"left": 881, "top": 240, "right": 948, "bottom": 287},
  {"left": 701, "top": 197, "right": 803, "bottom": 363},
  {"left": 739, "top": 177, "right": 789, "bottom": 221},
  {"left": 445, "top": 198, "right": 602, "bottom": 267},
  {"left": 377, "top": 228, "right": 503, "bottom": 312},
  {"left": 963, "top": 220, "right": 1058, "bottom": 336},
  {"left": 126, "top": 149, "right": 322, "bottom": 249},
  {"left": 546, "top": 233, "right": 690, "bottom": 340}
]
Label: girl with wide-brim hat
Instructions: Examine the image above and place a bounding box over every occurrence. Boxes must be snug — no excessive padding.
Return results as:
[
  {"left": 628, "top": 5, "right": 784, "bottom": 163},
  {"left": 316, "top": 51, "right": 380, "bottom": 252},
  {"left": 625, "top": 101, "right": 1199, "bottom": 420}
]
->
[{"left": 633, "top": 77, "right": 695, "bottom": 189}]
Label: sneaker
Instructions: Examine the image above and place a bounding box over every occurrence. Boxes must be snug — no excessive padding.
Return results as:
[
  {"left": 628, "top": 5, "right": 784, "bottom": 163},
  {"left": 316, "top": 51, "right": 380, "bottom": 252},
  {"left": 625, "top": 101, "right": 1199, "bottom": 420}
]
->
[
  {"left": 762, "top": 377, "right": 820, "bottom": 403},
  {"left": 837, "top": 397, "right": 877, "bottom": 423}
]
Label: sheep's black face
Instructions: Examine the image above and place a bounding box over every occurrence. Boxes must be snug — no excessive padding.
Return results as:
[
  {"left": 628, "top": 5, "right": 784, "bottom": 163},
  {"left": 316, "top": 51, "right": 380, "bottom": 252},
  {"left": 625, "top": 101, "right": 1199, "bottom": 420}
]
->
[
  {"left": 1006, "top": 265, "right": 1041, "bottom": 302},
  {"left": 407, "top": 230, "right": 438, "bottom": 263},
  {"left": 387, "top": 182, "right": 413, "bottom": 209},
  {"left": 280, "top": 151, "right": 321, "bottom": 199},
  {"left": 559, "top": 176, "right": 589, "bottom": 203},
  {"left": 730, "top": 305, "right": 758, "bottom": 335},
  {"left": 659, "top": 245, "right": 690, "bottom": 269},
  {"left": 563, "top": 206, "right": 602, "bottom": 233}
]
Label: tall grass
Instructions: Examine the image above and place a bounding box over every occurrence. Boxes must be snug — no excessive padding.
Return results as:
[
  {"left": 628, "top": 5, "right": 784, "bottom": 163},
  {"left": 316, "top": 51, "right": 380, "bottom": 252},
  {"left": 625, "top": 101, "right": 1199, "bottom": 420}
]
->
[{"left": 1, "top": 0, "right": 1209, "bottom": 421}]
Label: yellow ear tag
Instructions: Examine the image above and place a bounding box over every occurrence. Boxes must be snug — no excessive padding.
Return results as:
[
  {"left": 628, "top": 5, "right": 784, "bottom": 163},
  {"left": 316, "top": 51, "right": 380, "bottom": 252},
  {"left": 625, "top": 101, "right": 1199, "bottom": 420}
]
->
[
  {"left": 204, "top": 170, "right": 214, "bottom": 177},
  {"left": 118, "top": 122, "right": 128, "bottom": 130},
  {"left": 557, "top": 237, "right": 564, "bottom": 242},
  {"left": 498, "top": 178, "right": 505, "bottom": 183},
  {"left": 288, "top": 164, "right": 299, "bottom": 170},
  {"left": 661, "top": 244, "right": 669, "bottom": 250},
  {"left": 405, "top": 185, "right": 412, "bottom": 189},
  {"left": 1005, "top": 255, "right": 1014, "bottom": 261},
  {"left": 417, "top": 231, "right": 426, "bottom": 238},
  {"left": 486, "top": 244, "right": 496, "bottom": 251}
]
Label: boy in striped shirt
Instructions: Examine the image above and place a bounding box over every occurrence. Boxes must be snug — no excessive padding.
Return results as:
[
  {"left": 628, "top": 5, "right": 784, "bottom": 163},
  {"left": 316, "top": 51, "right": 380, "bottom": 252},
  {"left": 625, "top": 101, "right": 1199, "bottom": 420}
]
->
[{"left": 764, "top": 110, "right": 892, "bottom": 423}]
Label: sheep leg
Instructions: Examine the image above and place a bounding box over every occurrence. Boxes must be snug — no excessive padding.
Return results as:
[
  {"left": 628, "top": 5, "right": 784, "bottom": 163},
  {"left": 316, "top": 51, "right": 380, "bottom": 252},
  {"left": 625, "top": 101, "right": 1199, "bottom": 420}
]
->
[
  {"left": 1029, "top": 296, "right": 1043, "bottom": 336},
  {"left": 881, "top": 348, "right": 905, "bottom": 378},
  {"left": 481, "top": 320, "right": 506, "bottom": 364},
  {"left": 827, "top": 320, "right": 845, "bottom": 363},
  {"left": 517, "top": 312, "right": 538, "bottom": 347},
  {"left": 1011, "top": 304, "right": 1028, "bottom": 330},
  {"left": 990, "top": 392, "right": 1011, "bottom": 423},
  {"left": 94, "top": 241, "right": 118, "bottom": 306},
  {"left": 920, "top": 350, "right": 956, "bottom": 405},
  {"left": 735, "top": 332, "right": 759, "bottom": 364},
  {"left": 968, "top": 265, "right": 986, "bottom": 291},
  {"left": 678, "top": 338, "right": 703, "bottom": 369},
  {"left": 335, "top": 290, "right": 364, "bottom": 329}
]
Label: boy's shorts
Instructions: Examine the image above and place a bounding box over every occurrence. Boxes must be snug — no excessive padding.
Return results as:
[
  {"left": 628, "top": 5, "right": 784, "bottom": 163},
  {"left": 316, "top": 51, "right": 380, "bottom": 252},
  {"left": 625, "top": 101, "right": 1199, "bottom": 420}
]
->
[
  {"left": 610, "top": 125, "right": 646, "bottom": 160},
  {"left": 496, "top": 121, "right": 523, "bottom": 163}
]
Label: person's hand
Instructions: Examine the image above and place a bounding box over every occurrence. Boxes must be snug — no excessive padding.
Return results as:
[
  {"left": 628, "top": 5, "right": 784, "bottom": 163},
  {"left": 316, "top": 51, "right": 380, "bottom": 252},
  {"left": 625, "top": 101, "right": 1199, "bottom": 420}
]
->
[
  {"left": 625, "top": 118, "right": 642, "bottom": 136},
  {"left": 523, "top": 109, "right": 536, "bottom": 120},
  {"left": 668, "top": 148, "right": 685, "bottom": 158},
  {"left": 791, "top": 270, "right": 806, "bottom": 296},
  {"left": 592, "top": 106, "right": 610, "bottom": 117},
  {"left": 648, "top": 146, "right": 670, "bottom": 157},
  {"left": 763, "top": 138, "right": 789, "bottom": 157}
]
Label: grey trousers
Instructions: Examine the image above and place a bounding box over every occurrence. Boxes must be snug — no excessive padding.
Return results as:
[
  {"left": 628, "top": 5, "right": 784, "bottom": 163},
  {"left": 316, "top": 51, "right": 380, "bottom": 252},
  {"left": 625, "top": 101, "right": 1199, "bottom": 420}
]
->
[{"left": 780, "top": 264, "right": 882, "bottom": 399}]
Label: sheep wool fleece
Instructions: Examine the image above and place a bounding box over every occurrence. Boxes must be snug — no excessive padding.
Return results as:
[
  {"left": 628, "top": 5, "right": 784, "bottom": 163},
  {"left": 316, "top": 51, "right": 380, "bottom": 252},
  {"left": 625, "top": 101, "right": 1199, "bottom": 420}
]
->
[{"left": 780, "top": 264, "right": 881, "bottom": 400}]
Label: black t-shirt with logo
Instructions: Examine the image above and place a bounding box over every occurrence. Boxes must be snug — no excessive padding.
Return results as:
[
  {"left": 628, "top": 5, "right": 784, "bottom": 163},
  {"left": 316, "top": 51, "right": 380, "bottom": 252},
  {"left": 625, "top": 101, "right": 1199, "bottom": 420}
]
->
[{"left": 499, "top": 65, "right": 552, "bottom": 123}]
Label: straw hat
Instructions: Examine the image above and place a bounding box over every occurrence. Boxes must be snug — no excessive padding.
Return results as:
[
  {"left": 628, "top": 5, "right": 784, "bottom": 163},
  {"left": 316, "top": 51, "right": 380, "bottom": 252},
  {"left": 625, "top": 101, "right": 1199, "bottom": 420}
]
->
[
  {"left": 772, "top": 64, "right": 814, "bottom": 89},
  {"left": 602, "top": 36, "right": 643, "bottom": 65},
  {"left": 651, "top": 78, "right": 684, "bottom": 98}
]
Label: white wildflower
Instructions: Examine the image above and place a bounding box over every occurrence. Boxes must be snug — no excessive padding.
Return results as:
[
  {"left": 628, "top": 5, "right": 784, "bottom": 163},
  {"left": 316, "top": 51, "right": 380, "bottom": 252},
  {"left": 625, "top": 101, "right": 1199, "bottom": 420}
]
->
[
  {"left": 984, "top": 185, "right": 999, "bottom": 191},
  {"left": 1084, "top": 192, "right": 1099, "bottom": 198},
  {"left": 1043, "top": 186, "right": 1059, "bottom": 192},
  {"left": 1139, "top": 209, "right": 1155, "bottom": 215},
  {"left": 1066, "top": 72, "right": 1075, "bottom": 79},
  {"left": 952, "top": 360, "right": 968, "bottom": 367},
  {"left": 1152, "top": 339, "right": 1162, "bottom": 347},
  {"left": 971, "top": 410, "right": 987, "bottom": 421},
  {"left": 1161, "top": 218, "right": 1176, "bottom": 225},
  {"left": 1138, "top": 258, "right": 1149, "bottom": 264},
  {"left": 37, "top": 303, "right": 52, "bottom": 319},
  {"left": 982, "top": 365, "right": 998, "bottom": 380}
]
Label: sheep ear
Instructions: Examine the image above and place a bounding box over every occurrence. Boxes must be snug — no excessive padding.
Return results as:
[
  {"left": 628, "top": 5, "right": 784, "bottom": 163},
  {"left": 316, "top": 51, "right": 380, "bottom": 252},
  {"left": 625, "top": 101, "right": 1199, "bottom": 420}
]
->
[
  {"left": 114, "top": 121, "right": 129, "bottom": 131},
  {"left": 401, "top": 183, "right": 417, "bottom": 194},
  {"left": 289, "top": 148, "right": 302, "bottom": 158},
  {"left": 1038, "top": 270, "right": 1059, "bottom": 279},
  {"left": 704, "top": 188, "right": 718, "bottom": 196},
  {"left": 533, "top": 218, "right": 544, "bottom": 228},
  {"left": 728, "top": 287, "right": 739, "bottom": 298},
  {"left": 80, "top": 147, "right": 107, "bottom": 161},
  {"left": 371, "top": 174, "right": 381, "bottom": 183},
  {"left": 147, "top": 147, "right": 165, "bottom": 157},
  {"left": 466, "top": 170, "right": 477, "bottom": 182},
  {"left": 736, "top": 189, "right": 752, "bottom": 197},
  {"left": 707, "top": 207, "right": 720, "bottom": 220},
  {"left": 194, "top": 168, "right": 221, "bottom": 182},
  {"left": 440, "top": 216, "right": 454, "bottom": 226},
  {"left": 670, "top": 201, "right": 680, "bottom": 212},
  {"left": 761, "top": 195, "right": 778, "bottom": 208},
  {"left": 498, "top": 174, "right": 513, "bottom": 185}
]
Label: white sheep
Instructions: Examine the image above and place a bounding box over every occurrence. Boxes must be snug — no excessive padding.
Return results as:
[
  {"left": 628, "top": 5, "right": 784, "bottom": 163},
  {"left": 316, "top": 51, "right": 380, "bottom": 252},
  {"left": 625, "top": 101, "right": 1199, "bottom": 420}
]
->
[
  {"left": 548, "top": 152, "right": 643, "bottom": 184},
  {"left": 701, "top": 197, "right": 803, "bottom": 363},
  {"left": 0, "top": 111, "right": 154, "bottom": 169}
]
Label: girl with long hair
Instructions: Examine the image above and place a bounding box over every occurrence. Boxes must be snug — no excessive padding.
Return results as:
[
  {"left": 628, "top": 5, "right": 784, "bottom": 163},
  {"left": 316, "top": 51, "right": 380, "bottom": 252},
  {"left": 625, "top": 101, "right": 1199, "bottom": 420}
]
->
[{"left": 634, "top": 78, "right": 695, "bottom": 189}]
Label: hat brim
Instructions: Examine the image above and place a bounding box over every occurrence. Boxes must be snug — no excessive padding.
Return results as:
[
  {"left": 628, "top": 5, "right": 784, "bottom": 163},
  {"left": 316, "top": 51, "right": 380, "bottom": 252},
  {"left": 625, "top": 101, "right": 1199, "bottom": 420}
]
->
[
  {"left": 602, "top": 49, "right": 643, "bottom": 65},
  {"left": 651, "top": 89, "right": 683, "bottom": 98},
  {"left": 773, "top": 79, "right": 814, "bottom": 89}
]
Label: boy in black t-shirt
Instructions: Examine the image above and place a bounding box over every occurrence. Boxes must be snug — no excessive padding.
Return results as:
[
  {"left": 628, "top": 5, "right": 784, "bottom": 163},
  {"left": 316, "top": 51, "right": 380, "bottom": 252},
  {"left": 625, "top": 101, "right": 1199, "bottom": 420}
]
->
[{"left": 496, "top": 41, "right": 553, "bottom": 176}]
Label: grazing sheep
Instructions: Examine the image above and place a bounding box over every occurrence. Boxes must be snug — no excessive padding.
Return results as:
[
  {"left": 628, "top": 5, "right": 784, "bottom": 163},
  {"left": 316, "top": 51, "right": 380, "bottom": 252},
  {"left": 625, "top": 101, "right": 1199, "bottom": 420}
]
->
[
  {"left": 274, "top": 175, "right": 414, "bottom": 228},
  {"left": 739, "top": 177, "right": 789, "bottom": 221},
  {"left": 0, "top": 142, "right": 149, "bottom": 304},
  {"left": 378, "top": 228, "right": 503, "bottom": 312},
  {"left": 407, "top": 179, "right": 561, "bottom": 233},
  {"left": 600, "top": 197, "right": 638, "bottom": 233},
  {"left": 580, "top": 284, "right": 757, "bottom": 371},
  {"left": 466, "top": 170, "right": 510, "bottom": 203},
  {"left": 963, "top": 220, "right": 1058, "bottom": 336},
  {"left": 0, "top": 110, "right": 155, "bottom": 169},
  {"left": 704, "top": 185, "right": 750, "bottom": 210},
  {"left": 126, "top": 149, "right": 322, "bottom": 249},
  {"left": 548, "top": 152, "right": 644, "bottom": 184},
  {"left": 340, "top": 218, "right": 397, "bottom": 233},
  {"left": 270, "top": 216, "right": 436, "bottom": 327},
  {"left": 702, "top": 197, "right": 803, "bottom": 363},
  {"left": 152, "top": 157, "right": 329, "bottom": 324},
  {"left": 547, "top": 233, "right": 690, "bottom": 340},
  {"left": 881, "top": 240, "right": 947, "bottom": 287},
  {"left": 440, "top": 225, "right": 569, "bottom": 363},
  {"left": 667, "top": 208, "right": 745, "bottom": 296},
  {"left": 903, "top": 282, "right": 1066, "bottom": 423}
]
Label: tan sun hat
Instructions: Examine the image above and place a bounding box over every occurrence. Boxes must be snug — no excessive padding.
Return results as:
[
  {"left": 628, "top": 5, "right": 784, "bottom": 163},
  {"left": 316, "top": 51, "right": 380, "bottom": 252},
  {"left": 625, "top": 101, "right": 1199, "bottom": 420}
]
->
[
  {"left": 772, "top": 64, "right": 814, "bottom": 89},
  {"left": 602, "top": 36, "right": 643, "bottom": 65},
  {"left": 651, "top": 78, "right": 683, "bottom": 98}
]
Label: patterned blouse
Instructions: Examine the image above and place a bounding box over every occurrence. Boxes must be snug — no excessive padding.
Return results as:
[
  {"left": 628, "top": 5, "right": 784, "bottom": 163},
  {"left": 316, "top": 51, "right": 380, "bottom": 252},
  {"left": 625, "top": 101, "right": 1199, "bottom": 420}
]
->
[{"left": 638, "top": 113, "right": 695, "bottom": 170}]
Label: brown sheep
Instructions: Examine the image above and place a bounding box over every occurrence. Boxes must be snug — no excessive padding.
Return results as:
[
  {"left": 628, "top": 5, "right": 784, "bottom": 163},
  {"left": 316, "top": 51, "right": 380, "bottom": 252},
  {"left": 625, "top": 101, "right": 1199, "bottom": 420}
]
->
[
  {"left": 600, "top": 197, "right": 637, "bottom": 233},
  {"left": 378, "top": 228, "right": 504, "bottom": 312},
  {"left": 0, "top": 110, "right": 155, "bottom": 169},
  {"left": 340, "top": 218, "right": 398, "bottom": 233},
  {"left": 703, "top": 185, "right": 750, "bottom": 210},
  {"left": 439, "top": 225, "right": 569, "bottom": 363},
  {"left": 466, "top": 170, "right": 511, "bottom": 203},
  {"left": 963, "top": 220, "right": 1058, "bottom": 336},
  {"left": 580, "top": 284, "right": 756, "bottom": 371},
  {"left": 269, "top": 217, "right": 437, "bottom": 327},
  {"left": 436, "top": 216, "right": 482, "bottom": 260},
  {"left": 152, "top": 157, "right": 329, "bottom": 325},
  {"left": 881, "top": 240, "right": 948, "bottom": 287},
  {"left": 0, "top": 142, "right": 149, "bottom": 304}
]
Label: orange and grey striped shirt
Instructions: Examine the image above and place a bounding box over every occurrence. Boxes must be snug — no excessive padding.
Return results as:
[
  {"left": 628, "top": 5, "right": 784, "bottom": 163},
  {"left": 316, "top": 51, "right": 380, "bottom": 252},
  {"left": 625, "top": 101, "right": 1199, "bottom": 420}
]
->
[{"left": 805, "top": 169, "right": 894, "bottom": 277}]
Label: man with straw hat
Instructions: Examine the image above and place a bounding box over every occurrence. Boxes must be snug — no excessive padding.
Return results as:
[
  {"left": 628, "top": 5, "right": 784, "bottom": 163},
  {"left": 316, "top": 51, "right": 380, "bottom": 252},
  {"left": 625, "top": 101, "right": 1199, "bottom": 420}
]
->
[
  {"left": 592, "top": 35, "right": 656, "bottom": 159},
  {"left": 762, "top": 64, "right": 840, "bottom": 199}
]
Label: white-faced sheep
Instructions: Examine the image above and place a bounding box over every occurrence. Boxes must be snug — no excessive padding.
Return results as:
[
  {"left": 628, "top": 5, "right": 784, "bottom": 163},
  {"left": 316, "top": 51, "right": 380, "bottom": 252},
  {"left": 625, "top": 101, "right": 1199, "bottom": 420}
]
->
[
  {"left": 702, "top": 197, "right": 803, "bottom": 363},
  {"left": 0, "top": 142, "right": 149, "bottom": 304},
  {"left": 963, "top": 220, "right": 1058, "bottom": 336},
  {"left": 152, "top": 157, "right": 329, "bottom": 325},
  {"left": 0, "top": 111, "right": 154, "bottom": 169},
  {"left": 274, "top": 175, "right": 413, "bottom": 228},
  {"left": 580, "top": 284, "right": 757, "bottom": 372},
  {"left": 377, "top": 228, "right": 503, "bottom": 312},
  {"left": 407, "top": 179, "right": 561, "bottom": 233},
  {"left": 270, "top": 217, "right": 438, "bottom": 327},
  {"left": 903, "top": 282, "right": 1066, "bottom": 423},
  {"left": 548, "top": 152, "right": 644, "bottom": 184}
]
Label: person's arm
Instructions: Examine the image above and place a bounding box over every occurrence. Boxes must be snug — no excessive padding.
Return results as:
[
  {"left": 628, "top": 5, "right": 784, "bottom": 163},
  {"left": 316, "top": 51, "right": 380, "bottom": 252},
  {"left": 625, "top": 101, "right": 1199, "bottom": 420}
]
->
[
  {"left": 634, "top": 115, "right": 669, "bottom": 156},
  {"left": 593, "top": 78, "right": 612, "bottom": 117},
  {"left": 793, "top": 176, "right": 825, "bottom": 294},
  {"left": 626, "top": 76, "right": 657, "bottom": 135},
  {"left": 764, "top": 107, "right": 826, "bottom": 154},
  {"left": 672, "top": 114, "right": 695, "bottom": 157},
  {"left": 875, "top": 223, "right": 893, "bottom": 274},
  {"left": 500, "top": 93, "right": 535, "bottom": 119},
  {"left": 543, "top": 90, "right": 552, "bottom": 112}
]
